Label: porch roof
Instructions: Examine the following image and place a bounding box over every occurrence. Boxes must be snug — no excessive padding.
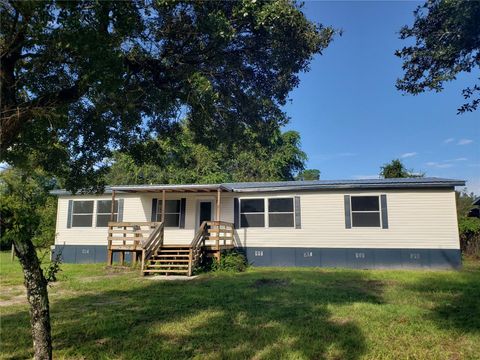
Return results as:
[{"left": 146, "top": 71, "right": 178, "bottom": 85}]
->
[
  {"left": 110, "top": 184, "right": 231, "bottom": 193},
  {"left": 50, "top": 177, "right": 465, "bottom": 195}
]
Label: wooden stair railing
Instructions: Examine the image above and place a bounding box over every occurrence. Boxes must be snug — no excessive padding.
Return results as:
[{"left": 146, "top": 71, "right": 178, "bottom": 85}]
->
[
  {"left": 189, "top": 221, "right": 208, "bottom": 275},
  {"left": 140, "top": 222, "right": 165, "bottom": 274},
  {"left": 141, "top": 221, "right": 235, "bottom": 276},
  {"left": 204, "top": 221, "right": 235, "bottom": 259},
  {"left": 107, "top": 221, "right": 160, "bottom": 265},
  {"left": 188, "top": 221, "right": 235, "bottom": 272}
]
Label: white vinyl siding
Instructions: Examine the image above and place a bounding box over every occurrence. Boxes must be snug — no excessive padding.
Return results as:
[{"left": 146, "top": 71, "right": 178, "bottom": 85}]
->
[
  {"left": 232, "top": 189, "right": 460, "bottom": 250},
  {"left": 54, "top": 189, "right": 460, "bottom": 250}
]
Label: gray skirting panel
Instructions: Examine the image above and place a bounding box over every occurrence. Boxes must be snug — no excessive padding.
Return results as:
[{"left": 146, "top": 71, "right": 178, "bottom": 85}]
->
[
  {"left": 51, "top": 245, "right": 131, "bottom": 264},
  {"left": 244, "top": 247, "right": 461, "bottom": 269},
  {"left": 51, "top": 245, "right": 461, "bottom": 269}
]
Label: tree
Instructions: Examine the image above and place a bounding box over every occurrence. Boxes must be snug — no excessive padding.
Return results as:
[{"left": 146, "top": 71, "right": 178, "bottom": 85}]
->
[
  {"left": 106, "top": 126, "right": 307, "bottom": 185},
  {"left": 456, "top": 190, "right": 480, "bottom": 257},
  {"left": 0, "top": 1, "right": 334, "bottom": 358},
  {"left": 0, "top": 165, "right": 60, "bottom": 359},
  {"left": 380, "top": 159, "right": 424, "bottom": 178},
  {"left": 396, "top": 0, "right": 480, "bottom": 114},
  {"left": 0, "top": 167, "right": 57, "bottom": 251},
  {"left": 456, "top": 189, "right": 477, "bottom": 218},
  {"left": 296, "top": 169, "right": 320, "bottom": 181}
]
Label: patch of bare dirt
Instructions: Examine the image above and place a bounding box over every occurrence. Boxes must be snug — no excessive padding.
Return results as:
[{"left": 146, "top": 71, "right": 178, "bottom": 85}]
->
[
  {"left": 0, "top": 282, "right": 79, "bottom": 307},
  {"left": 0, "top": 285, "right": 27, "bottom": 307}
]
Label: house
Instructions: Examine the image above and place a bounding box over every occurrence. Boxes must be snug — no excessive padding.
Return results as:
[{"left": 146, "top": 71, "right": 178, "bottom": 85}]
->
[
  {"left": 51, "top": 177, "right": 465, "bottom": 274},
  {"left": 468, "top": 197, "right": 480, "bottom": 218}
]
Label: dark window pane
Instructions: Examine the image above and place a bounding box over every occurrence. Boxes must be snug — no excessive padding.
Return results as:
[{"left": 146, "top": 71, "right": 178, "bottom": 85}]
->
[
  {"left": 269, "top": 213, "right": 294, "bottom": 227},
  {"left": 241, "top": 214, "right": 265, "bottom": 227},
  {"left": 157, "top": 200, "right": 180, "bottom": 214},
  {"left": 97, "top": 200, "right": 118, "bottom": 214},
  {"left": 351, "top": 196, "right": 379, "bottom": 211},
  {"left": 73, "top": 201, "right": 94, "bottom": 214},
  {"left": 268, "top": 198, "right": 293, "bottom": 213},
  {"left": 241, "top": 199, "right": 264, "bottom": 213},
  {"left": 96, "top": 214, "right": 116, "bottom": 227},
  {"left": 164, "top": 213, "right": 180, "bottom": 227},
  {"left": 165, "top": 200, "right": 180, "bottom": 213},
  {"left": 72, "top": 214, "right": 93, "bottom": 227},
  {"left": 352, "top": 212, "right": 380, "bottom": 227}
]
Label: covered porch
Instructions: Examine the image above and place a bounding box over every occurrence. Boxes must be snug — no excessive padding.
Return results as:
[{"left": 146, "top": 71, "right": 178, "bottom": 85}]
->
[{"left": 106, "top": 184, "right": 235, "bottom": 275}]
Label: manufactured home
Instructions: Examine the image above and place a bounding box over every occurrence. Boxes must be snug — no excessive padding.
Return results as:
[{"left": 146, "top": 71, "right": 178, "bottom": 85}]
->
[{"left": 51, "top": 177, "right": 464, "bottom": 274}]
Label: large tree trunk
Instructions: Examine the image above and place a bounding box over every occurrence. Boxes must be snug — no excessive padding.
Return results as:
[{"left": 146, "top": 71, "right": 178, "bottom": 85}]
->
[{"left": 14, "top": 238, "right": 52, "bottom": 360}]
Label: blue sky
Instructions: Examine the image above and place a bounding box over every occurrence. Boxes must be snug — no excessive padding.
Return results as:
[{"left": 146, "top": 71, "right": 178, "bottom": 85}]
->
[{"left": 283, "top": 1, "right": 479, "bottom": 193}]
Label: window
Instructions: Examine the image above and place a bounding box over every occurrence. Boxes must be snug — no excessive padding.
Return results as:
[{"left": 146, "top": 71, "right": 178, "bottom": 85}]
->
[
  {"left": 268, "top": 198, "right": 294, "bottom": 227},
  {"left": 71, "top": 201, "right": 94, "bottom": 227},
  {"left": 351, "top": 196, "right": 381, "bottom": 227},
  {"left": 156, "top": 200, "right": 181, "bottom": 227},
  {"left": 96, "top": 200, "right": 118, "bottom": 227},
  {"left": 240, "top": 199, "right": 265, "bottom": 227}
]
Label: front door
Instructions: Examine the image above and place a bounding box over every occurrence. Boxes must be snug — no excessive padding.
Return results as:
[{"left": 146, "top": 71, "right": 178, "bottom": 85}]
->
[{"left": 198, "top": 201, "right": 212, "bottom": 228}]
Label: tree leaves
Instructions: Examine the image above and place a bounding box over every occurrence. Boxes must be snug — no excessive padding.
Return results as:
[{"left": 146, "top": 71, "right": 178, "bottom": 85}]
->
[
  {"left": 105, "top": 126, "right": 307, "bottom": 185},
  {"left": 1, "top": 0, "right": 333, "bottom": 191},
  {"left": 396, "top": 0, "right": 480, "bottom": 114}
]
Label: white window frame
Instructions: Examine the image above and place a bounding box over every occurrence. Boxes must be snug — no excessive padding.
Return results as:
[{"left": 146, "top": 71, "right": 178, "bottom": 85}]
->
[
  {"left": 267, "top": 197, "right": 295, "bottom": 228},
  {"left": 156, "top": 199, "right": 181, "bottom": 228},
  {"left": 71, "top": 200, "right": 95, "bottom": 228},
  {"left": 95, "top": 200, "right": 118, "bottom": 228},
  {"left": 239, "top": 196, "right": 296, "bottom": 229},
  {"left": 239, "top": 198, "right": 266, "bottom": 228},
  {"left": 350, "top": 195, "right": 381, "bottom": 228}
]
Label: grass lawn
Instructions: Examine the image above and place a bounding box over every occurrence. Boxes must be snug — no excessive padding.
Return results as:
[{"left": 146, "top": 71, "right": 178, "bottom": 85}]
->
[{"left": 1, "top": 252, "right": 479, "bottom": 360}]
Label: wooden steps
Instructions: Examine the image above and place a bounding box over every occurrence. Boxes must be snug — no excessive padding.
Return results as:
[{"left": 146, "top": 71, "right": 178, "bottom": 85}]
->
[
  {"left": 143, "top": 246, "right": 192, "bottom": 275},
  {"left": 141, "top": 221, "right": 235, "bottom": 276}
]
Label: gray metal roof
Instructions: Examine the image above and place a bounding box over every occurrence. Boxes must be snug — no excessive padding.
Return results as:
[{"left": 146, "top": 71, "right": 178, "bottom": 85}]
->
[
  {"left": 223, "top": 177, "right": 465, "bottom": 192},
  {"left": 50, "top": 177, "right": 465, "bottom": 195}
]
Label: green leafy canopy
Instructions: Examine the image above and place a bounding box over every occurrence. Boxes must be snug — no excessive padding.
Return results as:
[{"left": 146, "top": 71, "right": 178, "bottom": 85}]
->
[
  {"left": 1, "top": 0, "right": 335, "bottom": 191},
  {"left": 396, "top": 0, "right": 480, "bottom": 114},
  {"left": 379, "top": 159, "right": 424, "bottom": 179}
]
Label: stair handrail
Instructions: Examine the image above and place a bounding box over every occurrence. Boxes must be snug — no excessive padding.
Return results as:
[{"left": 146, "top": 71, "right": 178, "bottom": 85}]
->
[
  {"left": 191, "top": 221, "right": 207, "bottom": 250},
  {"left": 140, "top": 222, "right": 164, "bottom": 273},
  {"left": 206, "top": 221, "right": 234, "bottom": 250}
]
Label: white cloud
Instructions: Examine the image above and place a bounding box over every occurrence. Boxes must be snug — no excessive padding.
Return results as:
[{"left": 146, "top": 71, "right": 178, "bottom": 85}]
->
[
  {"left": 444, "top": 138, "right": 455, "bottom": 144},
  {"left": 426, "top": 162, "right": 453, "bottom": 169},
  {"left": 458, "top": 139, "right": 473, "bottom": 145},
  {"left": 400, "top": 152, "right": 417, "bottom": 158},
  {"left": 352, "top": 175, "right": 380, "bottom": 180},
  {"left": 445, "top": 157, "right": 468, "bottom": 162}
]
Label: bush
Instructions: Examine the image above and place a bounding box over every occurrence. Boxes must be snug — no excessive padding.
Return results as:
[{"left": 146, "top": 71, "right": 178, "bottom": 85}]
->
[
  {"left": 459, "top": 217, "right": 480, "bottom": 258},
  {"left": 212, "top": 249, "right": 248, "bottom": 272}
]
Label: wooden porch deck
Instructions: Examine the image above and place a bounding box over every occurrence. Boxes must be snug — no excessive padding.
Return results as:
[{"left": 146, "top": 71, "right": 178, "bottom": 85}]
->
[{"left": 107, "top": 221, "right": 235, "bottom": 276}]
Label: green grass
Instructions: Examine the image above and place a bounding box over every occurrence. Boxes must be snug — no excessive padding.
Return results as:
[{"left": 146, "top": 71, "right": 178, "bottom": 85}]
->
[{"left": 1, "top": 252, "right": 479, "bottom": 360}]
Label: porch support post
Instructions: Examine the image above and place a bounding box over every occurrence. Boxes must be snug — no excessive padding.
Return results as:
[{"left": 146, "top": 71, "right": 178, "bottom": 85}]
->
[
  {"left": 110, "top": 190, "right": 116, "bottom": 221},
  {"left": 107, "top": 189, "right": 116, "bottom": 265},
  {"left": 161, "top": 190, "right": 166, "bottom": 223},
  {"left": 215, "top": 188, "right": 222, "bottom": 261},
  {"left": 216, "top": 188, "right": 221, "bottom": 221}
]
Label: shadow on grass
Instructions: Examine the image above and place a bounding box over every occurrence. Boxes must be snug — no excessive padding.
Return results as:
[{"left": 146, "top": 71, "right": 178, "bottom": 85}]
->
[
  {"left": 405, "top": 262, "right": 480, "bottom": 334},
  {"left": 1, "top": 269, "right": 384, "bottom": 359}
]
